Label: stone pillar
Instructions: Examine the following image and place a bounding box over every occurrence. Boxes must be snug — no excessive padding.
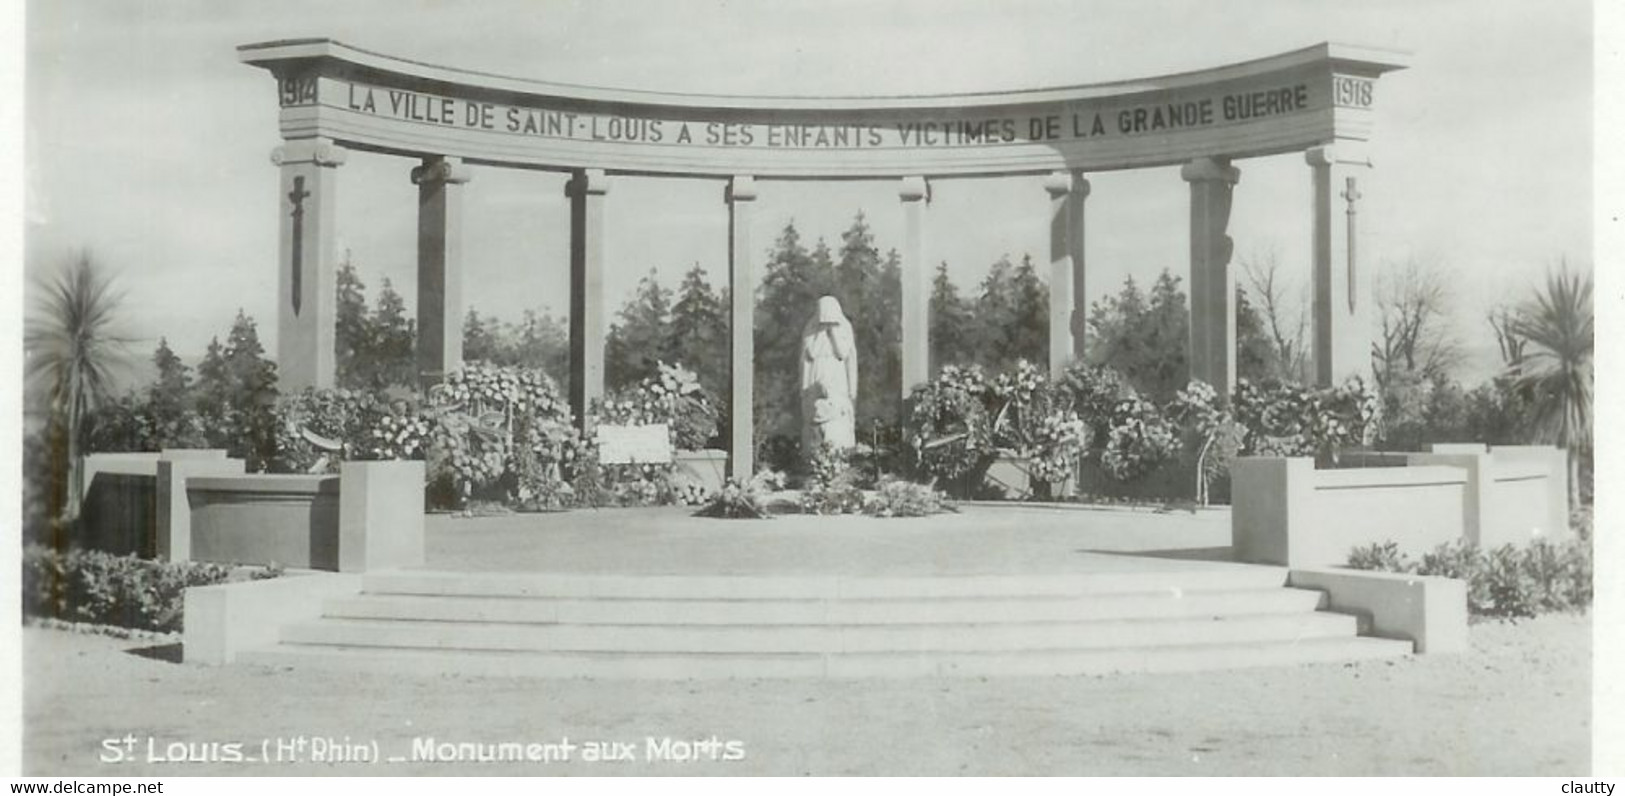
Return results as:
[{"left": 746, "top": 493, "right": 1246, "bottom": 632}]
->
[
  {"left": 1307, "top": 145, "right": 1373, "bottom": 387},
  {"left": 1181, "top": 156, "right": 1241, "bottom": 397},
  {"left": 567, "top": 168, "right": 610, "bottom": 430},
  {"left": 271, "top": 137, "right": 346, "bottom": 391},
  {"left": 412, "top": 156, "right": 472, "bottom": 388},
  {"left": 899, "top": 176, "right": 929, "bottom": 398},
  {"left": 726, "top": 175, "right": 758, "bottom": 479},
  {"left": 1045, "top": 170, "right": 1090, "bottom": 375}
]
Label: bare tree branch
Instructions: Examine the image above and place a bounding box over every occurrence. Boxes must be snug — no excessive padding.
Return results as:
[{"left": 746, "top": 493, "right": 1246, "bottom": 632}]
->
[
  {"left": 1372, "top": 257, "right": 1463, "bottom": 387},
  {"left": 1240, "top": 245, "right": 1308, "bottom": 381}
]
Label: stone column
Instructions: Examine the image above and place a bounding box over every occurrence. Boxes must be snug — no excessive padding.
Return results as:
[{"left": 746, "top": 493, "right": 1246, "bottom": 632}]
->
[
  {"left": 726, "top": 175, "right": 758, "bottom": 478},
  {"left": 1307, "top": 145, "right": 1373, "bottom": 387},
  {"left": 1181, "top": 156, "right": 1241, "bottom": 397},
  {"left": 567, "top": 168, "right": 610, "bottom": 430},
  {"left": 412, "top": 156, "right": 472, "bottom": 388},
  {"left": 1045, "top": 170, "right": 1090, "bottom": 375},
  {"left": 899, "top": 176, "right": 929, "bottom": 397},
  {"left": 271, "top": 137, "right": 346, "bottom": 391}
]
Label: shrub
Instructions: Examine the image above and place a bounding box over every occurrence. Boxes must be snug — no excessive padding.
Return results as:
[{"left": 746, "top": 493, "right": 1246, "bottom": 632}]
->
[
  {"left": 1347, "top": 541, "right": 1412, "bottom": 572},
  {"left": 865, "top": 479, "right": 951, "bottom": 517},
  {"left": 22, "top": 546, "right": 277, "bottom": 634},
  {"left": 1346, "top": 537, "right": 1593, "bottom": 620}
]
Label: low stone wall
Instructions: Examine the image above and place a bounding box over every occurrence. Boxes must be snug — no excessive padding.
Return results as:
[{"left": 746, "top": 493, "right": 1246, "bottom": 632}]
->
[
  {"left": 184, "top": 572, "right": 363, "bottom": 664},
  {"left": 1233, "top": 458, "right": 1467, "bottom": 567},
  {"left": 1232, "top": 444, "right": 1569, "bottom": 568},
  {"left": 178, "top": 461, "right": 425, "bottom": 573},
  {"left": 187, "top": 475, "right": 342, "bottom": 569},
  {"left": 78, "top": 471, "right": 157, "bottom": 557},
  {"left": 74, "top": 450, "right": 239, "bottom": 557},
  {"left": 1408, "top": 444, "right": 1569, "bottom": 547},
  {"left": 1289, "top": 568, "right": 1466, "bottom": 654},
  {"left": 672, "top": 449, "right": 728, "bottom": 494}
]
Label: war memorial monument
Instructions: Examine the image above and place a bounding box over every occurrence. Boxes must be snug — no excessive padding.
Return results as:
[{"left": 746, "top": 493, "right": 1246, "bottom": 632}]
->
[{"left": 16, "top": 21, "right": 1596, "bottom": 776}]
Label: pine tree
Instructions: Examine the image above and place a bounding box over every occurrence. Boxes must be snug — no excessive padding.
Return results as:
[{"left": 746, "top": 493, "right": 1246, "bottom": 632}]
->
[
  {"left": 1008, "top": 253, "right": 1050, "bottom": 366},
  {"left": 1140, "top": 270, "right": 1190, "bottom": 399},
  {"left": 1236, "top": 286, "right": 1280, "bottom": 382},
  {"left": 368, "top": 278, "right": 416, "bottom": 388},
  {"left": 754, "top": 222, "right": 834, "bottom": 439},
  {"left": 605, "top": 269, "right": 675, "bottom": 388},
  {"left": 334, "top": 256, "right": 368, "bottom": 388},
  {"left": 463, "top": 309, "right": 499, "bottom": 364},
  {"left": 929, "top": 261, "right": 975, "bottom": 373},
  {"left": 972, "top": 255, "right": 1019, "bottom": 368},
  {"left": 148, "top": 337, "right": 196, "bottom": 447},
  {"left": 515, "top": 309, "right": 570, "bottom": 383},
  {"left": 195, "top": 311, "right": 279, "bottom": 469},
  {"left": 831, "top": 213, "right": 901, "bottom": 427},
  {"left": 670, "top": 264, "right": 728, "bottom": 399}
]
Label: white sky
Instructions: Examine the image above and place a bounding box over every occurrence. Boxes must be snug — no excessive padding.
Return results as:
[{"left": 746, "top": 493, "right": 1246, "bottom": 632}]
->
[{"left": 22, "top": 0, "right": 1594, "bottom": 384}]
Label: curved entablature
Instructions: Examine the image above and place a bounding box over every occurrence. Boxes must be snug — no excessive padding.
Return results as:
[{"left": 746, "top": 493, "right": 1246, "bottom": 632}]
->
[{"left": 240, "top": 38, "right": 1407, "bottom": 178}]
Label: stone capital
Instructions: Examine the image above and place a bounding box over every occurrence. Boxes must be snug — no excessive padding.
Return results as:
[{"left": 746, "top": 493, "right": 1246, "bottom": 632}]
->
[
  {"left": 1180, "top": 156, "right": 1239, "bottom": 185},
  {"left": 411, "top": 157, "right": 473, "bottom": 186},
  {"left": 566, "top": 168, "right": 610, "bottom": 198},
  {"left": 727, "top": 174, "right": 758, "bottom": 203},
  {"left": 898, "top": 175, "right": 929, "bottom": 203},
  {"left": 271, "top": 137, "right": 347, "bottom": 168},
  {"left": 1043, "top": 170, "right": 1090, "bottom": 199},
  {"left": 1305, "top": 143, "right": 1373, "bottom": 169}
]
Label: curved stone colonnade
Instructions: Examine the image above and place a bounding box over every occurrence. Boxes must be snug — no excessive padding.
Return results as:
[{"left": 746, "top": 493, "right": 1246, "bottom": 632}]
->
[{"left": 241, "top": 38, "right": 1408, "bottom": 476}]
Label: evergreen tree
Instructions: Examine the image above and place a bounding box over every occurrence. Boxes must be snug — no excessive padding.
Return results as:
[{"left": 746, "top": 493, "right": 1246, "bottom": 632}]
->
[
  {"left": 830, "top": 214, "right": 901, "bottom": 427},
  {"left": 1007, "top": 253, "right": 1050, "bottom": 365},
  {"left": 972, "top": 255, "right": 1017, "bottom": 368},
  {"left": 605, "top": 269, "right": 675, "bottom": 388},
  {"left": 334, "top": 256, "right": 368, "bottom": 388},
  {"left": 1087, "top": 271, "right": 1192, "bottom": 400},
  {"left": 148, "top": 337, "right": 197, "bottom": 447},
  {"left": 367, "top": 278, "right": 416, "bottom": 388},
  {"left": 514, "top": 309, "right": 571, "bottom": 383},
  {"left": 670, "top": 264, "right": 728, "bottom": 399},
  {"left": 1235, "top": 286, "right": 1280, "bottom": 382},
  {"left": 928, "top": 261, "right": 975, "bottom": 372},
  {"left": 754, "top": 222, "right": 835, "bottom": 438},
  {"left": 196, "top": 311, "right": 279, "bottom": 469},
  {"left": 1139, "top": 270, "right": 1189, "bottom": 399},
  {"left": 463, "top": 309, "right": 499, "bottom": 364}
]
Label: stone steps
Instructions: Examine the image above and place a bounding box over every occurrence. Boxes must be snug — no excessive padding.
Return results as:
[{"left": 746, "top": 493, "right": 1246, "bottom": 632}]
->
[
  {"left": 234, "top": 565, "right": 1412, "bottom": 678},
  {"left": 319, "top": 587, "right": 1328, "bottom": 625},
  {"left": 238, "top": 636, "right": 1410, "bottom": 679},
  {"left": 356, "top": 567, "right": 1292, "bottom": 600},
  {"left": 281, "top": 611, "right": 1362, "bottom": 654}
]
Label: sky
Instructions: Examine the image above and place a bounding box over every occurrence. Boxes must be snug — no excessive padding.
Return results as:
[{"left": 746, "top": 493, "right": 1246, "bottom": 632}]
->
[{"left": 21, "top": 0, "right": 1595, "bottom": 386}]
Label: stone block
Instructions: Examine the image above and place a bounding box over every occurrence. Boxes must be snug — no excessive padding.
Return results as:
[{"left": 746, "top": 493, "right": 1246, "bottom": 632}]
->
[
  {"left": 156, "top": 457, "right": 247, "bottom": 562},
  {"left": 338, "top": 460, "right": 426, "bottom": 572},
  {"left": 184, "top": 572, "right": 362, "bottom": 665},
  {"left": 1288, "top": 567, "right": 1467, "bottom": 654}
]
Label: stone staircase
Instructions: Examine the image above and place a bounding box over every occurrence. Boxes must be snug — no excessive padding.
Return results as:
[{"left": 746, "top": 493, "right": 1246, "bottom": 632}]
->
[{"left": 235, "top": 565, "right": 1412, "bottom": 678}]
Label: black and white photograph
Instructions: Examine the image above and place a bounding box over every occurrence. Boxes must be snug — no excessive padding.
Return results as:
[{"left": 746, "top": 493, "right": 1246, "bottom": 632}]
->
[{"left": 4, "top": 0, "right": 1616, "bottom": 781}]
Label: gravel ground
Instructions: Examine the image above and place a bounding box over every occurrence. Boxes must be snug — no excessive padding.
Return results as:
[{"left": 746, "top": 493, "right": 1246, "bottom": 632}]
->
[{"left": 22, "top": 613, "right": 1592, "bottom": 776}]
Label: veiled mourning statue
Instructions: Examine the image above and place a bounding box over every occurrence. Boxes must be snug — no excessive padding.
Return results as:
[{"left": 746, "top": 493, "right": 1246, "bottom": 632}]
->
[{"left": 800, "top": 295, "right": 858, "bottom": 452}]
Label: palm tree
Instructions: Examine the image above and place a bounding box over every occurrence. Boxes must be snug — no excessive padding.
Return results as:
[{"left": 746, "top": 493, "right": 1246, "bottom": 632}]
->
[
  {"left": 1509, "top": 265, "right": 1593, "bottom": 510},
  {"left": 24, "top": 253, "right": 133, "bottom": 523}
]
